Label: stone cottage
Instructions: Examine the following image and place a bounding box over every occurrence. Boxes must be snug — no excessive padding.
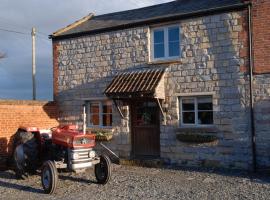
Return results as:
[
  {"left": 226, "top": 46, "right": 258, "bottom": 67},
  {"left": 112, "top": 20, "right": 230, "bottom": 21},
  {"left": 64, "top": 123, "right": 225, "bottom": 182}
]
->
[{"left": 50, "top": 0, "right": 270, "bottom": 171}]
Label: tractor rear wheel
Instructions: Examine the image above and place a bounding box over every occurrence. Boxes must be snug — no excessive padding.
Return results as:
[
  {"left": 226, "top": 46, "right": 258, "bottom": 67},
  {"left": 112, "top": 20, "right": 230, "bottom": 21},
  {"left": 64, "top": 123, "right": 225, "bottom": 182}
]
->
[
  {"left": 12, "top": 131, "right": 38, "bottom": 179},
  {"left": 41, "top": 161, "right": 58, "bottom": 194},
  {"left": 94, "top": 155, "right": 111, "bottom": 185}
]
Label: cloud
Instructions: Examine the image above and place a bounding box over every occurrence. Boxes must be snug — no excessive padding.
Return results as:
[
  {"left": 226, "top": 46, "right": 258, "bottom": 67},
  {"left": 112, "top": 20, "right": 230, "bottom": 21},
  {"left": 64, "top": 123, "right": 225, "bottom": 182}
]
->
[{"left": 0, "top": 0, "right": 172, "bottom": 100}]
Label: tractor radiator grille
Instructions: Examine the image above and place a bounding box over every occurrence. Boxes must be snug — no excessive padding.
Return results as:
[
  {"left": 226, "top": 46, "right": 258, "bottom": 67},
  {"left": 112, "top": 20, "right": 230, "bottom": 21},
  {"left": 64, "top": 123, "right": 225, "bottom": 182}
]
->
[{"left": 69, "top": 148, "right": 97, "bottom": 170}]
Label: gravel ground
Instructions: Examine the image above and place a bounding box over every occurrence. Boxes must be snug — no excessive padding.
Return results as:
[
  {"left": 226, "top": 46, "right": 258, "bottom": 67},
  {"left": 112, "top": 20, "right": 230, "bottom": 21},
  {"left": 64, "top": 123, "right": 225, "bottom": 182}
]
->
[{"left": 0, "top": 165, "right": 270, "bottom": 200}]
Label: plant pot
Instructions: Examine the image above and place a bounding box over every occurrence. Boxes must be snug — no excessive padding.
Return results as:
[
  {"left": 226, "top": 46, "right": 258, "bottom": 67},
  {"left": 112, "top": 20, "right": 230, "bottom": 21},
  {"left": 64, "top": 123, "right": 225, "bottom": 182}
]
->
[
  {"left": 95, "top": 134, "right": 113, "bottom": 141},
  {"left": 176, "top": 133, "right": 218, "bottom": 144}
]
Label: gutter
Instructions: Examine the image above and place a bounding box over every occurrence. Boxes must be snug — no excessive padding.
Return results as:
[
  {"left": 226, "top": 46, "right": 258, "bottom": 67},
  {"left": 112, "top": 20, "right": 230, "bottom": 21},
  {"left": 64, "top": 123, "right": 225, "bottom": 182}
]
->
[
  {"left": 247, "top": 3, "right": 256, "bottom": 172},
  {"left": 50, "top": 2, "right": 250, "bottom": 40}
]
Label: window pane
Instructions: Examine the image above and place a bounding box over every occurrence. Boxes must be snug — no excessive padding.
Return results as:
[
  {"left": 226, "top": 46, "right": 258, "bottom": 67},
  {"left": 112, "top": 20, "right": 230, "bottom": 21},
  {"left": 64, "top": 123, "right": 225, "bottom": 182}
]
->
[
  {"left": 136, "top": 102, "right": 157, "bottom": 126},
  {"left": 182, "top": 99, "right": 195, "bottom": 111},
  {"left": 90, "top": 103, "right": 99, "bottom": 114},
  {"left": 198, "top": 103, "right": 212, "bottom": 111},
  {"left": 102, "top": 114, "right": 112, "bottom": 126},
  {"left": 168, "top": 27, "right": 179, "bottom": 42},
  {"left": 90, "top": 114, "right": 99, "bottom": 126},
  {"left": 183, "top": 112, "right": 195, "bottom": 124},
  {"left": 198, "top": 97, "right": 212, "bottom": 110},
  {"left": 168, "top": 27, "right": 180, "bottom": 57},
  {"left": 198, "top": 111, "right": 213, "bottom": 124},
  {"left": 198, "top": 97, "right": 212, "bottom": 103},
  {"left": 169, "top": 41, "right": 180, "bottom": 57},
  {"left": 103, "top": 104, "right": 112, "bottom": 114},
  {"left": 154, "top": 30, "right": 164, "bottom": 43},
  {"left": 154, "top": 43, "right": 165, "bottom": 58}
]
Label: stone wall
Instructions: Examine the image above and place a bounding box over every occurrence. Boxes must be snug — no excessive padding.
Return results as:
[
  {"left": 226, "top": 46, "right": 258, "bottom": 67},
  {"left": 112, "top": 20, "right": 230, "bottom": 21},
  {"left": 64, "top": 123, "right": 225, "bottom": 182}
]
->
[
  {"left": 253, "top": 74, "right": 270, "bottom": 169},
  {"left": 161, "top": 11, "right": 252, "bottom": 170},
  {"left": 54, "top": 10, "right": 254, "bottom": 169}
]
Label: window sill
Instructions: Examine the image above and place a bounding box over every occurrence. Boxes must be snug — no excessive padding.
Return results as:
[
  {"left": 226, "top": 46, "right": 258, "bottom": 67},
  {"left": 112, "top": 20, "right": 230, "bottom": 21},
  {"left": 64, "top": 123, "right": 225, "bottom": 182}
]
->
[{"left": 148, "top": 58, "right": 182, "bottom": 65}]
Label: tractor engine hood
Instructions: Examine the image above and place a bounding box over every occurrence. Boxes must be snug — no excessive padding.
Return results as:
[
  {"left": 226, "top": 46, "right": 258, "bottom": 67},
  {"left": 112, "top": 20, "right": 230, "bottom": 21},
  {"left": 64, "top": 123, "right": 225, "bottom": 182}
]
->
[{"left": 52, "top": 125, "right": 95, "bottom": 149}]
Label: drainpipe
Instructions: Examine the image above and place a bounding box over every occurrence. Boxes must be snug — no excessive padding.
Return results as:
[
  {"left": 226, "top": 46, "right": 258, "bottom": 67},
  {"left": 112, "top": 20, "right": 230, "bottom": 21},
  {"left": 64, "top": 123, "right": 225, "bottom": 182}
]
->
[{"left": 247, "top": 3, "right": 256, "bottom": 172}]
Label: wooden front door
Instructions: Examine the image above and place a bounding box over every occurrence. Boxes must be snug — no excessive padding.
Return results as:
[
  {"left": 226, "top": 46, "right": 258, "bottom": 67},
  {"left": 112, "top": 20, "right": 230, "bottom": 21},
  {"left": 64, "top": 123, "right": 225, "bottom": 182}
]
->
[{"left": 131, "top": 100, "right": 160, "bottom": 158}]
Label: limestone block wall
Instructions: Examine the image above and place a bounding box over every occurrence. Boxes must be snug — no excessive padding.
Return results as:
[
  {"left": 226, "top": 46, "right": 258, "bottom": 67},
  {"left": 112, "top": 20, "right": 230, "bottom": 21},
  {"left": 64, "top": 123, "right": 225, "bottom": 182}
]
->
[
  {"left": 253, "top": 74, "right": 270, "bottom": 169},
  {"left": 54, "top": 10, "right": 254, "bottom": 169},
  {"left": 161, "top": 11, "right": 252, "bottom": 170},
  {"left": 54, "top": 27, "right": 150, "bottom": 158}
]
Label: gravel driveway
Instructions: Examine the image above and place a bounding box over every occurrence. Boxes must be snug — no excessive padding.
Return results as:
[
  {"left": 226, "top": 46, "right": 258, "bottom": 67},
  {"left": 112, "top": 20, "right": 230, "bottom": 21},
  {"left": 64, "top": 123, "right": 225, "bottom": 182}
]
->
[{"left": 0, "top": 165, "right": 269, "bottom": 200}]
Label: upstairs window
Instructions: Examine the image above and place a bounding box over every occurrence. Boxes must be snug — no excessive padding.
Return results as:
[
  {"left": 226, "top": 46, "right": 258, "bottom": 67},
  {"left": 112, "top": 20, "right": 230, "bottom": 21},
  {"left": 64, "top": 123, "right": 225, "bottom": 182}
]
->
[
  {"left": 87, "top": 101, "right": 113, "bottom": 127},
  {"left": 151, "top": 25, "right": 180, "bottom": 61},
  {"left": 180, "top": 96, "right": 213, "bottom": 126}
]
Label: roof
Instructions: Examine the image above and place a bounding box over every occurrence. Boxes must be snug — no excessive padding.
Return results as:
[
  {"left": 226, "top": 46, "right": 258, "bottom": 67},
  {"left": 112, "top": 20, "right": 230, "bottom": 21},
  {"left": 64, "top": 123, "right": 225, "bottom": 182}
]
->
[
  {"left": 51, "top": 0, "right": 248, "bottom": 39},
  {"left": 104, "top": 68, "right": 166, "bottom": 99}
]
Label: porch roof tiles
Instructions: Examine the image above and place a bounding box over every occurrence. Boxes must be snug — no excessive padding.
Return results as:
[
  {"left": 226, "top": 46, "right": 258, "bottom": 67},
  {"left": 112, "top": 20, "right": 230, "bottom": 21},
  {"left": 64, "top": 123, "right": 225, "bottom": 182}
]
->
[{"left": 104, "top": 68, "right": 166, "bottom": 99}]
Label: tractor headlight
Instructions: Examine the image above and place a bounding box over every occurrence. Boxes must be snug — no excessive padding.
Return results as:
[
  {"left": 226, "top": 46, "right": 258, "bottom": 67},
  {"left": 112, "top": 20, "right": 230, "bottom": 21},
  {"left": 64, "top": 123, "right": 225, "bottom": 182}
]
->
[
  {"left": 72, "top": 153, "right": 80, "bottom": 160},
  {"left": 88, "top": 150, "right": 95, "bottom": 158}
]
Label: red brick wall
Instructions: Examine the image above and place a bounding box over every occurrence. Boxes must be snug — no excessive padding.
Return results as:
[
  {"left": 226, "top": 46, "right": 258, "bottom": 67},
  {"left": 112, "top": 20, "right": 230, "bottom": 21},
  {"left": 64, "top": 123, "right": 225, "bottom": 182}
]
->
[
  {"left": 252, "top": 0, "right": 270, "bottom": 74},
  {"left": 53, "top": 41, "right": 60, "bottom": 100},
  {"left": 0, "top": 100, "right": 58, "bottom": 168}
]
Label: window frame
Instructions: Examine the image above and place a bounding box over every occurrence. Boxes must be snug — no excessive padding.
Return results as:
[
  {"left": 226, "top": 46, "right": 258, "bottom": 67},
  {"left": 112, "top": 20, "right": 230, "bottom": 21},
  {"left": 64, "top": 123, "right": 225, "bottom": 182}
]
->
[
  {"left": 150, "top": 24, "right": 181, "bottom": 62},
  {"left": 180, "top": 96, "right": 213, "bottom": 127},
  {"left": 87, "top": 100, "right": 113, "bottom": 128}
]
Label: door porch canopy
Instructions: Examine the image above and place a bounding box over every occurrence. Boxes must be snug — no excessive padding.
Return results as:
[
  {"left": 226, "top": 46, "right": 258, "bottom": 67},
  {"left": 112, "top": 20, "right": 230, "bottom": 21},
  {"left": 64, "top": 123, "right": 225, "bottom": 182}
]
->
[{"left": 104, "top": 68, "right": 166, "bottom": 100}]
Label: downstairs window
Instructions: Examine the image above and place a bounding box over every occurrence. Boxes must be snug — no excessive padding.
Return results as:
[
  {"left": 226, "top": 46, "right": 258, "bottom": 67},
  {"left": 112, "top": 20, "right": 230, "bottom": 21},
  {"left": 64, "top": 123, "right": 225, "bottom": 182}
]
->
[
  {"left": 180, "top": 96, "right": 213, "bottom": 126},
  {"left": 87, "top": 101, "right": 113, "bottom": 127}
]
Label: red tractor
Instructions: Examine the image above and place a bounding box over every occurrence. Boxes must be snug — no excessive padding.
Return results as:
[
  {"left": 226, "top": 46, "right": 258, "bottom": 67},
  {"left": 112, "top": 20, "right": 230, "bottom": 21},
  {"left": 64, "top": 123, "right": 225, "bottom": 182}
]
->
[{"left": 12, "top": 125, "right": 112, "bottom": 194}]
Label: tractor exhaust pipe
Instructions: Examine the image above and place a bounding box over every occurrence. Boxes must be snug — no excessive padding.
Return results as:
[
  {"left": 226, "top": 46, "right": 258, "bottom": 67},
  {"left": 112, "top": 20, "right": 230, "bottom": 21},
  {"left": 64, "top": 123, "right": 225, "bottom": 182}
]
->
[{"left": 83, "top": 104, "right": 86, "bottom": 135}]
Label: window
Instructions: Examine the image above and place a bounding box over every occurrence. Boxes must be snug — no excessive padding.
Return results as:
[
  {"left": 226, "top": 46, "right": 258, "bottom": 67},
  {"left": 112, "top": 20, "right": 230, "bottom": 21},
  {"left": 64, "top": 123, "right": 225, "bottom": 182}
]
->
[
  {"left": 151, "top": 25, "right": 180, "bottom": 61},
  {"left": 180, "top": 96, "right": 213, "bottom": 126},
  {"left": 88, "top": 101, "right": 113, "bottom": 127}
]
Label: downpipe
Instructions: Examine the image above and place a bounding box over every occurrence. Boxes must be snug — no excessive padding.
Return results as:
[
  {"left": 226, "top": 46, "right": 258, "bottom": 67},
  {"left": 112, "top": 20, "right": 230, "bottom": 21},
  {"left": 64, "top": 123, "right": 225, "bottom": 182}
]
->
[
  {"left": 248, "top": 4, "right": 256, "bottom": 172},
  {"left": 83, "top": 104, "right": 86, "bottom": 135}
]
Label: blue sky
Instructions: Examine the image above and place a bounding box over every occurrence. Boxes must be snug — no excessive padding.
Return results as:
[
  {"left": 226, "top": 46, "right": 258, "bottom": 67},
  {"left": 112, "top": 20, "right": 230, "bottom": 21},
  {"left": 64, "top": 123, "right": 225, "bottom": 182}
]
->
[{"left": 0, "top": 0, "right": 172, "bottom": 100}]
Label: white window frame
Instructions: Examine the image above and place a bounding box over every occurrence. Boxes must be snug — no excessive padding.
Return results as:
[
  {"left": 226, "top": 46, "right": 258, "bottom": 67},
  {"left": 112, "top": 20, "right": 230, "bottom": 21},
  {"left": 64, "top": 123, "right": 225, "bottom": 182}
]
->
[
  {"left": 150, "top": 24, "right": 181, "bottom": 62},
  {"left": 180, "top": 96, "right": 213, "bottom": 127},
  {"left": 87, "top": 101, "right": 113, "bottom": 128}
]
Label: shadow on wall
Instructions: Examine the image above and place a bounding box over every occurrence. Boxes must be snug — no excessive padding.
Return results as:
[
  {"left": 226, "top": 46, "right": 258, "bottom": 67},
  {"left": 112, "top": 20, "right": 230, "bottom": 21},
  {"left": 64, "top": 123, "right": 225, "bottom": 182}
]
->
[
  {"left": 56, "top": 65, "right": 153, "bottom": 158},
  {"left": 56, "top": 65, "right": 151, "bottom": 124},
  {"left": 42, "top": 101, "right": 59, "bottom": 120},
  {"left": 254, "top": 96, "right": 270, "bottom": 169},
  {"left": 0, "top": 138, "right": 8, "bottom": 170}
]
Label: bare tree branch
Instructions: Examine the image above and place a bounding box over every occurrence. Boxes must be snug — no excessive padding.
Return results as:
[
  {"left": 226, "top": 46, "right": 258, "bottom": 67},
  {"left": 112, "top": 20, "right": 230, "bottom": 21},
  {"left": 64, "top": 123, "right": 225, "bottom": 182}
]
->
[{"left": 0, "top": 52, "right": 6, "bottom": 59}]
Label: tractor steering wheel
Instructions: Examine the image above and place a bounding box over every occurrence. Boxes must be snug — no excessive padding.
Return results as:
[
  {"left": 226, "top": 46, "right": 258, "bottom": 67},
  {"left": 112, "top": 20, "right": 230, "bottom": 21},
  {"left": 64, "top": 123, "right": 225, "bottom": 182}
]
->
[{"left": 50, "top": 127, "right": 58, "bottom": 132}]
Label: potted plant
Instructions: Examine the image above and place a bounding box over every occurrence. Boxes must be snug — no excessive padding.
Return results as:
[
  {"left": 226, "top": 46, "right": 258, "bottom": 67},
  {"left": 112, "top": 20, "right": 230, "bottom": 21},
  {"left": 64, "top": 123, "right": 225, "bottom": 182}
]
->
[{"left": 90, "top": 130, "right": 113, "bottom": 141}]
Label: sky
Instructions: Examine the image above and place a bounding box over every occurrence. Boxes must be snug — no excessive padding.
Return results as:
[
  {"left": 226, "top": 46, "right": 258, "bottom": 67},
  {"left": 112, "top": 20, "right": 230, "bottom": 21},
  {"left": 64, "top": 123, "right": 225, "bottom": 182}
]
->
[{"left": 0, "top": 0, "right": 172, "bottom": 100}]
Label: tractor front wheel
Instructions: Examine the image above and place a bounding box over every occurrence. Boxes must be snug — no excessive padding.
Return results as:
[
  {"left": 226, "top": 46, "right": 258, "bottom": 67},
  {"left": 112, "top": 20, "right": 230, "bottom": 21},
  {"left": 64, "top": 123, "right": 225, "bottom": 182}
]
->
[
  {"left": 94, "top": 155, "right": 111, "bottom": 185},
  {"left": 41, "top": 161, "right": 58, "bottom": 194}
]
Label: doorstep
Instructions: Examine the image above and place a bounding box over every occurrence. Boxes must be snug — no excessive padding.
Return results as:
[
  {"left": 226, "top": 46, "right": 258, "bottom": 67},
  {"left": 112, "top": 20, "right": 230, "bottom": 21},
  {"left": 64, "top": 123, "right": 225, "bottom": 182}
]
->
[{"left": 120, "top": 158, "right": 164, "bottom": 168}]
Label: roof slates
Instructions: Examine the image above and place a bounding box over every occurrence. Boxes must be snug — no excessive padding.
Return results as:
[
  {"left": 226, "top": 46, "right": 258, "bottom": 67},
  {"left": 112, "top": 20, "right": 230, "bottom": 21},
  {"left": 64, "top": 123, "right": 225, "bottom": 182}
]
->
[{"left": 52, "top": 0, "right": 245, "bottom": 38}]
